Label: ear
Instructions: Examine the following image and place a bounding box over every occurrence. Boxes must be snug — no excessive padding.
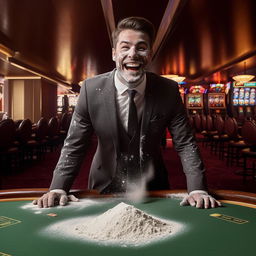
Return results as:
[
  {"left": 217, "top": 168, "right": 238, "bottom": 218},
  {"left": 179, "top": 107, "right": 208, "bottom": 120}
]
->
[{"left": 112, "top": 48, "right": 116, "bottom": 61}]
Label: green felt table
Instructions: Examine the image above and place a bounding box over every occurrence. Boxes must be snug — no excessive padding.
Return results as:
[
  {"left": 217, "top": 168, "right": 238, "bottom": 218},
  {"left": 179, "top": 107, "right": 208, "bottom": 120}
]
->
[{"left": 0, "top": 189, "right": 256, "bottom": 256}]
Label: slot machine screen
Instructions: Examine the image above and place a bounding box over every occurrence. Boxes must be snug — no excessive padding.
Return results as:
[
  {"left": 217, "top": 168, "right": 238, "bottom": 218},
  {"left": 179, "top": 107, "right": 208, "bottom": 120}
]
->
[
  {"left": 233, "top": 87, "right": 239, "bottom": 106},
  {"left": 249, "top": 88, "right": 256, "bottom": 106},
  {"left": 186, "top": 93, "right": 203, "bottom": 109},
  {"left": 209, "top": 84, "right": 225, "bottom": 93},
  {"left": 244, "top": 88, "right": 250, "bottom": 106},
  {"left": 238, "top": 88, "right": 245, "bottom": 105},
  {"left": 57, "top": 95, "right": 63, "bottom": 107},
  {"left": 233, "top": 82, "right": 256, "bottom": 106},
  {"left": 208, "top": 93, "right": 226, "bottom": 109},
  {"left": 68, "top": 95, "right": 78, "bottom": 107}
]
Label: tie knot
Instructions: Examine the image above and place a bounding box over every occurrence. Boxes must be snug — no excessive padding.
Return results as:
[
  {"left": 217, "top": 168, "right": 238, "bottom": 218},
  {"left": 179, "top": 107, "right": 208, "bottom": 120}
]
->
[{"left": 127, "top": 89, "right": 137, "bottom": 99}]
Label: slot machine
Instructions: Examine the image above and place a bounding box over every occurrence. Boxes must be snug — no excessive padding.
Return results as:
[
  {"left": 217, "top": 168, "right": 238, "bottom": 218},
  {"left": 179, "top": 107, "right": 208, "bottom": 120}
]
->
[
  {"left": 185, "top": 85, "right": 206, "bottom": 116},
  {"left": 57, "top": 95, "right": 63, "bottom": 114},
  {"left": 68, "top": 94, "right": 79, "bottom": 112},
  {"left": 231, "top": 81, "right": 256, "bottom": 123},
  {"left": 178, "top": 84, "right": 185, "bottom": 103},
  {"left": 207, "top": 84, "right": 227, "bottom": 117}
]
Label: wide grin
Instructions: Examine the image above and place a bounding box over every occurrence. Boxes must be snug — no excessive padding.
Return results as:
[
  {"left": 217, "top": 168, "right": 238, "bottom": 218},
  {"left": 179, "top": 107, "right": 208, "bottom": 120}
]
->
[{"left": 124, "top": 63, "right": 142, "bottom": 72}]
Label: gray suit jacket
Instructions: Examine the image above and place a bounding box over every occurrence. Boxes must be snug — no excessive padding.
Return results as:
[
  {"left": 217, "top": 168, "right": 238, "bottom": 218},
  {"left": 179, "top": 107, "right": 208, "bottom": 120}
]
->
[{"left": 50, "top": 70, "right": 207, "bottom": 193}]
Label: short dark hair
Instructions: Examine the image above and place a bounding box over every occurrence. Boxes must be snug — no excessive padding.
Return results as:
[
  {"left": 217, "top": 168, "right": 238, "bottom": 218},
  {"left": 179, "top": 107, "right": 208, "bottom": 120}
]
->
[{"left": 112, "top": 17, "right": 155, "bottom": 48}]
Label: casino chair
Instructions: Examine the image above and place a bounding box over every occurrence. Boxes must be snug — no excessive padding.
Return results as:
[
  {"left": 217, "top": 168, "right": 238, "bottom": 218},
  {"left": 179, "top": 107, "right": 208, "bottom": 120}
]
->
[
  {"left": 211, "top": 115, "right": 229, "bottom": 159},
  {"left": 0, "top": 119, "right": 20, "bottom": 174},
  {"left": 240, "top": 120, "right": 256, "bottom": 181},
  {"left": 29, "top": 117, "right": 49, "bottom": 159},
  {"left": 202, "top": 114, "right": 218, "bottom": 149},
  {"left": 15, "top": 119, "right": 35, "bottom": 163},
  {"left": 193, "top": 113, "right": 208, "bottom": 144},
  {"left": 46, "top": 116, "right": 60, "bottom": 151},
  {"left": 59, "top": 112, "right": 72, "bottom": 142},
  {"left": 224, "top": 117, "right": 247, "bottom": 167}
]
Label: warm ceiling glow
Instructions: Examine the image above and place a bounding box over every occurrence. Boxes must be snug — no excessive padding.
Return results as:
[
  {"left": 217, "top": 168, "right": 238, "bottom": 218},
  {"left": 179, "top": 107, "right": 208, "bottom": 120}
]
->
[
  {"left": 232, "top": 74, "right": 255, "bottom": 83},
  {"left": 232, "top": 61, "right": 255, "bottom": 83},
  {"left": 161, "top": 74, "right": 186, "bottom": 83},
  {"left": 162, "top": 74, "right": 178, "bottom": 79}
]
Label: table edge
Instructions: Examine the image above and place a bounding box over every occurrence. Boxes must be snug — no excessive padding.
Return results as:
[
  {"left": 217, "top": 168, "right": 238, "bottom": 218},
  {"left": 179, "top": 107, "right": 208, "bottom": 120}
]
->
[{"left": 0, "top": 189, "right": 256, "bottom": 205}]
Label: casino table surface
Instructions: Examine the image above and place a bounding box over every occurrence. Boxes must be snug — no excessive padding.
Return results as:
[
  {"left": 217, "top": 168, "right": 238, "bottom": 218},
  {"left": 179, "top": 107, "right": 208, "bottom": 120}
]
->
[{"left": 0, "top": 189, "right": 256, "bottom": 256}]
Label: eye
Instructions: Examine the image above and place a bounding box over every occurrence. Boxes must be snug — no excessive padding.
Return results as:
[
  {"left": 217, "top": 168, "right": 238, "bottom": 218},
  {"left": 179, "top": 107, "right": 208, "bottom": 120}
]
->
[
  {"left": 137, "top": 45, "right": 147, "bottom": 51},
  {"left": 121, "top": 46, "right": 129, "bottom": 50}
]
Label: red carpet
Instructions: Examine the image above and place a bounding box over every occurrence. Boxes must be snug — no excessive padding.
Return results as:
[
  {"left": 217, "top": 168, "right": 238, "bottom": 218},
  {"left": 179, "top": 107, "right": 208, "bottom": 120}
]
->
[{"left": 1, "top": 138, "right": 256, "bottom": 193}]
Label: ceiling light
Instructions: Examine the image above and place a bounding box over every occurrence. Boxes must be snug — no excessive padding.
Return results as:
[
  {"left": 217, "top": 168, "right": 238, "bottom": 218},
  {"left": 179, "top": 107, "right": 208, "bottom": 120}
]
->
[
  {"left": 232, "top": 74, "right": 254, "bottom": 83},
  {"left": 161, "top": 74, "right": 186, "bottom": 83},
  {"left": 232, "top": 61, "right": 255, "bottom": 83}
]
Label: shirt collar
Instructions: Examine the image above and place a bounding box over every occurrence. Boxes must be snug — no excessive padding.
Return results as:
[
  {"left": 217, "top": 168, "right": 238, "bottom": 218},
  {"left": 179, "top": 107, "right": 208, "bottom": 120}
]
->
[{"left": 114, "top": 71, "right": 146, "bottom": 96}]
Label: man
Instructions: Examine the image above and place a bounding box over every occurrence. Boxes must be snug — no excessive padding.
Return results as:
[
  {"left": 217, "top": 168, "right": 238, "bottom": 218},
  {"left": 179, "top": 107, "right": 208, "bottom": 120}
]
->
[{"left": 34, "top": 17, "right": 221, "bottom": 209}]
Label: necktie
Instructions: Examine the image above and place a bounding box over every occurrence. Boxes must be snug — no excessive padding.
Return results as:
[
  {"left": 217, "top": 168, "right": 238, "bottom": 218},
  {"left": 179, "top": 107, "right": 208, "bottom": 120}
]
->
[{"left": 127, "top": 89, "right": 138, "bottom": 138}]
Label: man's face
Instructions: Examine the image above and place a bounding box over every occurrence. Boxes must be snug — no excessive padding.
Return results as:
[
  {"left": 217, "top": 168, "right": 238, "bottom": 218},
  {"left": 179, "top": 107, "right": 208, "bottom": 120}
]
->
[{"left": 112, "top": 29, "right": 152, "bottom": 88}]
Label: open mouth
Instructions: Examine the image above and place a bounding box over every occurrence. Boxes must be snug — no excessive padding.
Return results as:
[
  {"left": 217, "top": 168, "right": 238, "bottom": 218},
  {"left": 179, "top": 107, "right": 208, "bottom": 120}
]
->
[{"left": 124, "top": 63, "right": 141, "bottom": 71}]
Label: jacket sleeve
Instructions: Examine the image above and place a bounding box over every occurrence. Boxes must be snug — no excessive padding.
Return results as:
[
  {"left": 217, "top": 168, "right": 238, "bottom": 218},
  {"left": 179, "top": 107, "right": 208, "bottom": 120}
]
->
[
  {"left": 50, "top": 83, "right": 94, "bottom": 192},
  {"left": 167, "top": 86, "right": 207, "bottom": 193}
]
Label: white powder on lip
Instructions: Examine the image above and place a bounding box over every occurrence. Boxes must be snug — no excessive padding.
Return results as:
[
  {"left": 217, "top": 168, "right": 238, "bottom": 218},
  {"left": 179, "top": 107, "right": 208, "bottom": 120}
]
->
[{"left": 73, "top": 202, "right": 175, "bottom": 246}]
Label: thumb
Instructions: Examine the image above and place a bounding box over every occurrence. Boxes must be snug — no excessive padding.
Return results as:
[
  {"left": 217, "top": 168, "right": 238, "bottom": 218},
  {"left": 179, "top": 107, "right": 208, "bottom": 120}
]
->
[
  {"left": 180, "top": 196, "right": 189, "bottom": 206},
  {"left": 59, "top": 194, "right": 68, "bottom": 206},
  {"left": 68, "top": 194, "right": 79, "bottom": 202},
  {"left": 32, "top": 199, "right": 38, "bottom": 205}
]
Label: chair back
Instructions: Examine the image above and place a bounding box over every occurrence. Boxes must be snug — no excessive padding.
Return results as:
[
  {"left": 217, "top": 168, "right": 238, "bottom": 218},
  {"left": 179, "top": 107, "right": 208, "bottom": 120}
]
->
[
  {"left": 194, "top": 114, "right": 202, "bottom": 132},
  {"left": 224, "top": 117, "right": 239, "bottom": 139},
  {"left": 14, "top": 120, "right": 23, "bottom": 129},
  {"left": 206, "top": 115, "right": 214, "bottom": 131},
  {"left": 16, "top": 119, "right": 32, "bottom": 144},
  {"left": 201, "top": 114, "right": 207, "bottom": 131},
  {"left": 188, "top": 115, "right": 194, "bottom": 129},
  {"left": 35, "top": 117, "right": 48, "bottom": 140},
  {"left": 215, "top": 115, "right": 225, "bottom": 135},
  {"left": 241, "top": 120, "right": 256, "bottom": 145},
  {"left": 0, "top": 119, "right": 16, "bottom": 149},
  {"left": 48, "top": 117, "right": 59, "bottom": 137}
]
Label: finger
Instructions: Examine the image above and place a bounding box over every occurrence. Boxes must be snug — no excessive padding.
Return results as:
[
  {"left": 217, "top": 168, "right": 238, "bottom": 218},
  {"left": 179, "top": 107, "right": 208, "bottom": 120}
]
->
[
  {"left": 209, "top": 197, "right": 216, "bottom": 208},
  {"left": 42, "top": 195, "right": 49, "bottom": 208},
  {"left": 37, "top": 198, "right": 44, "bottom": 208},
  {"left": 216, "top": 200, "right": 222, "bottom": 207},
  {"left": 180, "top": 197, "right": 189, "bottom": 206},
  {"left": 68, "top": 195, "right": 79, "bottom": 202},
  {"left": 210, "top": 197, "right": 222, "bottom": 208},
  {"left": 203, "top": 196, "right": 210, "bottom": 209},
  {"left": 48, "top": 193, "right": 57, "bottom": 207},
  {"left": 59, "top": 195, "right": 68, "bottom": 206},
  {"left": 188, "top": 197, "right": 196, "bottom": 207},
  {"left": 195, "top": 197, "right": 204, "bottom": 208}
]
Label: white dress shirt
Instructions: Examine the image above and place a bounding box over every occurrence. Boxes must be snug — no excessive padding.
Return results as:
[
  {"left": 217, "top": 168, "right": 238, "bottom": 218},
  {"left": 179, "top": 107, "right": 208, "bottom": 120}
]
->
[{"left": 114, "top": 72, "right": 146, "bottom": 131}]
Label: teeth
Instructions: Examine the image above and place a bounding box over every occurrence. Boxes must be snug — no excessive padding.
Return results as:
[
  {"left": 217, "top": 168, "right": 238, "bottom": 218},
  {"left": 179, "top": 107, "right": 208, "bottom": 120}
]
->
[{"left": 125, "top": 63, "right": 140, "bottom": 68}]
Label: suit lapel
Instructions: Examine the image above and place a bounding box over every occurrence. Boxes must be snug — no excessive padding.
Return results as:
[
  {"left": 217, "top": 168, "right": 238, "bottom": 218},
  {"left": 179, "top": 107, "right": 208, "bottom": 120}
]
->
[{"left": 103, "top": 71, "right": 120, "bottom": 153}]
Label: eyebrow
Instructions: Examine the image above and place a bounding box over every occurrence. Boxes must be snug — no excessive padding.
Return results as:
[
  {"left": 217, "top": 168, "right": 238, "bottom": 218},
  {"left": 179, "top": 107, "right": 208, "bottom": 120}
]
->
[{"left": 119, "top": 40, "right": 148, "bottom": 46}]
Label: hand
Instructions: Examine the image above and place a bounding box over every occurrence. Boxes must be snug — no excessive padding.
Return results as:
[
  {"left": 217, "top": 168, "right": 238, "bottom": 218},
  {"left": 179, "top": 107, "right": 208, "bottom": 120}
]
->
[
  {"left": 32, "top": 192, "right": 79, "bottom": 208},
  {"left": 180, "top": 192, "right": 222, "bottom": 209}
]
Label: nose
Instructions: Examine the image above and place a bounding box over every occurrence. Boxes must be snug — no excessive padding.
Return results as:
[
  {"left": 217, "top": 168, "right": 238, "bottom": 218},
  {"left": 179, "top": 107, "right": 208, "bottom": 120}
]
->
[{"left": 128, "top": 47, "right": 138, "bottom": 58}]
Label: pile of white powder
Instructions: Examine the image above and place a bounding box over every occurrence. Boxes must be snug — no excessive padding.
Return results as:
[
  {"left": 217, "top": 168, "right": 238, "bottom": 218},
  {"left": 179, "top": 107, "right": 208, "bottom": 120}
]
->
[{"left": 73, "top": 202, "right": 173, "bottom": 246}]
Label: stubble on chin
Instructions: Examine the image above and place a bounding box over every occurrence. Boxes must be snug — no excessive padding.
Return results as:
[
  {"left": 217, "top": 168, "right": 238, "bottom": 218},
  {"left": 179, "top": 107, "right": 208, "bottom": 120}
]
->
[{"left": 116, "top": 69, "right": 145, "bottom": 88}]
